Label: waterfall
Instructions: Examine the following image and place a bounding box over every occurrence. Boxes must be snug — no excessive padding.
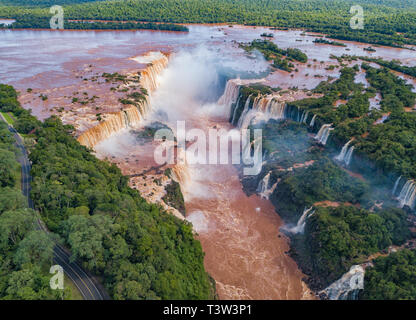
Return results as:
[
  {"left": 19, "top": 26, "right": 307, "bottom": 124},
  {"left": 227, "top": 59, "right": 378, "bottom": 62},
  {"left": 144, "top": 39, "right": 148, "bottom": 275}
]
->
[
  {"left": 302, "top": 111, "right": 309, "bottom": 123},
  {"left": 309, "top": 114, "right": 317, "bottom": 127},
  {"left": 77, "top": 52, "right": 168, "bottom": 149},
  {"left": 397, "top": 180, "right": 416, "bottom": 209},
  {"left": 236, "top": 95, "right": 287, "bottom": 130},
  {"left": 77, "top": 106, "right": 143, "bottom": 148},
  {"left": 315, "top": 124, "right": 334, "bottom": 145},
  {"left": 299, "top": 110, "right": 309, "bottom": 123},
  {"left": 392, "top": 176, "right": 401, "bottom": 196},
  {"left": 218, "top": 79, "right": 241, "bottom": 108},
  {"left": 237, "top": 94, "right": 253, "bottom": 128},
  {"left": 335, "top": 139, "right": 354, "bottom": 166},
  {"left": 171, "top": 164, "right": 191, "bottom": 188},
  {"left": 288, "top": 206, "right": 315, "bottom": 234},
  {"left": 320, "top": 265, "right": 365, "bottom": 300},
  {"left": 256, "top": 171, "right": 278, "bottom": 200}
]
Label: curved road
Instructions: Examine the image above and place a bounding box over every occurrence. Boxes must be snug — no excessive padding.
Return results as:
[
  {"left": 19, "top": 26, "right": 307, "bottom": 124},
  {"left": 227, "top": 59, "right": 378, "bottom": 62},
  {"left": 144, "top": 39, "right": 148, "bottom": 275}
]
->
[{"left": 2, "top": 115, "right": 109, "bottom": 300}]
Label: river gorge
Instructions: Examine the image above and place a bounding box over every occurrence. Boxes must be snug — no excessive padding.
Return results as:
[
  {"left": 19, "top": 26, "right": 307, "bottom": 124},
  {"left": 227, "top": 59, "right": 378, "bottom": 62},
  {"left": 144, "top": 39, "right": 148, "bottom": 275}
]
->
[{"left": 2, "top": 24, "right": 416, "bottom": 300}]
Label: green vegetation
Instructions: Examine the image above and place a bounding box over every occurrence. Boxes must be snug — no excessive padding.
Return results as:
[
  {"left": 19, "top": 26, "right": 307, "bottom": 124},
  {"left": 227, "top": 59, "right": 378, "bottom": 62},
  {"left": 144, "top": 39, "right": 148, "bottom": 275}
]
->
[
  {"left": 0, "top": 84, "right": 214, "bottom": 300},
  {"left": 296, "top": 205, "right": 411, "bottom": 289},
  {"left": 272, "top": 158, "right": 368, "bottom": 222},
  {"left": 1, "top": 0, "right": 416, "bottom": 47},
  {"left": 0, "top": 102, "right": 71, "bottom": 299},
  {"left": 362, "top": 249, "right": 416, "bottom": 300},
  {"left": 241, "top": 39, "right": 307, "bottom": 72},
  {"left": 162, "top": 170, "right": 186, "bottom": 215},
  {"left": 313, "top": 38, "right": 347, "bottom": 47}
]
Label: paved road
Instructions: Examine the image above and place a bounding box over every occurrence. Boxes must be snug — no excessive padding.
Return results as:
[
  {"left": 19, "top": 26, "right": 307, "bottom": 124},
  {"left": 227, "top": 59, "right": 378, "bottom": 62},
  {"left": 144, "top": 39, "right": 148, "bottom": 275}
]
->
[{"left": 1, "top": 114, "right": 109, "bottom": 300}]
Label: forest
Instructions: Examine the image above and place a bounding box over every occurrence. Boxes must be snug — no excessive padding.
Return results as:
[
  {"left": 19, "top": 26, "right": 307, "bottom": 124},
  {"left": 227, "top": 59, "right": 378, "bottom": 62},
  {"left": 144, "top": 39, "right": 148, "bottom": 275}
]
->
[
  {"left": 362, "top": 249, "right": 416, "bottom": 299},
  {"left": 300, "top": 205, "right": 411, "bottom": 290},
  {"left": 0, "top": 85, "right": 71, "bottom": 299},
  {"left": 0, "top": 84, "right": 215, "bottom": 300},
  {"left": 1, "top": 0, "right": 416, "bottom": 47},
  {"left": 237, "top": 57, "right": 416, "bottom": 297}
]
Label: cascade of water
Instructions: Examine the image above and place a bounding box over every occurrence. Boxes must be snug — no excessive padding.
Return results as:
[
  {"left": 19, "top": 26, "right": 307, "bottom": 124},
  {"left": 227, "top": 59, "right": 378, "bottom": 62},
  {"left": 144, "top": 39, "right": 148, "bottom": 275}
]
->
[
  {"left": 288, "top": 207, "right": 315, "bottom": 234},
  {"left": 237, "top": 95, "right": 253, "bottom": 128},
  {"left": 230, "top": 95, "right": 241, "bottom": 125},
  {"left": 309, "top": 114, "right": 317, "bottom": 127},
  {"left": 320, "top": 265, "right": 365, "bottom": 300},
  {"left": 392, "top": 176, "right": 402, "bottom": 196},
  {"left": 302, "top": 111, "right": 309, "bottom": 123},
  {"left": 77, "top": 52, "right": 168, "bottom": 148},
  {"left": 315, "top": 124, "right": 334, "bottom": 145},
  {"left": 218, "top": 79, "right": 241, "bottom": 107},
  {"left": 397, "top": 180, "right": 416, "bottom": 209},
  {"left": 345, "top": 146, "right": 354, "bottom": 166},
  {"left": 256, "top": 171, "right": 278, "bottom": 200},
  {"left": 335, "top": 139, "right": 354, "bottom": 166}
]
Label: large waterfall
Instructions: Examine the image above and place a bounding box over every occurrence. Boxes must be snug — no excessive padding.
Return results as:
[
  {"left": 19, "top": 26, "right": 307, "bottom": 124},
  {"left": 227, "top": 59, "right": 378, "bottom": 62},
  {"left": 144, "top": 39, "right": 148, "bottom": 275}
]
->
[
  {"left": 287, "top": 206, "right": 315, "bottom": 234},
  {"left": 397, "top": 179, "right": 416, "bottom": 210},
  {"left": 77, "top": 52, "right": 169, "bottom": 149},
  {"left": 319, "top": 265, "right": 365, "bottom": 300},
  {"left": 335, "top": 139, "right": 355, "bottom": 166},
  {"left": 256, "top": 171, "right": 278, "bottom": 200},
  {"left": 315, "top": 124, "right": 334, "bottom": 145}
]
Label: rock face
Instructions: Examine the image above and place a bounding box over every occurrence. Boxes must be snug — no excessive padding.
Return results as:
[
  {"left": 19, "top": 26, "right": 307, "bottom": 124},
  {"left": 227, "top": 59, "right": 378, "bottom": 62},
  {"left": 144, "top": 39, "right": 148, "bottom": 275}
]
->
[{"left": 319, "top": 265, "right": 365, "bottom": 300}]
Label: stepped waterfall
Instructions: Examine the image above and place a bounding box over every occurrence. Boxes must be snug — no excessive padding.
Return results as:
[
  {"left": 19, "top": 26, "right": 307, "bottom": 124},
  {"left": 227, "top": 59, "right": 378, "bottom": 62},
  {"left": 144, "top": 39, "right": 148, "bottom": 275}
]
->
[
  {"left": 287, "top": 207, "right": 315, "bottom": 234},
  {"left": 315, "top": 124, "right": 334, "bottom": 145},
  {"left": 335, "top": 139, "right": 355, "bottom": 166},
  {"left": 77, "top": 52, "right": 169, "bottom": 148},
  {"left": 256, "top": 171, "right": 278, "bottom": 200}
]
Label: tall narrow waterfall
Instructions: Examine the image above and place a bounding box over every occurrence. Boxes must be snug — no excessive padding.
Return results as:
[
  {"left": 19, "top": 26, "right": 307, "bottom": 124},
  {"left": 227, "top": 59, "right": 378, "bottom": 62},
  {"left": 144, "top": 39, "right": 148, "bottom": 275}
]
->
[
  {"left": 77, "top": 52, "right": 168, "bottom": 149},
  {"left": 300, "top": 110, "right": 309, "bottom": 123},
  {"left": 397, "top": 180, "right": 416, "bottom": 210},
  {"left": 288, "top": 207, "right": 315, "bottom": 234},
  {"left": 309, "top": 114, "right": 317, "bottom": 127},
  {"left": 315, "top": 124, "right": 334, "bottom": 145},
  {"left": 392, "top": 176, "right": 401, "bottom": 196},
  {"left": 335, "top": 139, "right": 354, "bottom": 166},
  {"left": 320, "top": 265, "right": 365, "bottom": 300},
  {"left": 256, "top": 171, "right": 278, "bottom": 200}
]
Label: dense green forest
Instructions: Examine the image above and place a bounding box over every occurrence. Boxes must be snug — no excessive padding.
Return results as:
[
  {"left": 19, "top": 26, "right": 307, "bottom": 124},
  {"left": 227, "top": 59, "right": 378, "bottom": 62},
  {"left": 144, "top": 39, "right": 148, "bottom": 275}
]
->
[
  {"left": 1, "top": 16, "right": 188, "bottom": 32},
  {"left": 299, "top": 205, "right": 410, "bottom": 289},
  {"left": 0, "top": 86, "right": 70, "bottom": 299},
  {"left": 362, "top": 249, "right": 416, "bottom": 299},
  {"left": 237, "top": 56, "right": 416, "bottom": 297},
  {"left": 241, "top": 40, "right": 308, "bottom": 72},
  {"left": 0, "top": 84, "right": 215, "bottom": 300},
  {"left": 1, "top": 0, "right": 416, "bottom": 47}
]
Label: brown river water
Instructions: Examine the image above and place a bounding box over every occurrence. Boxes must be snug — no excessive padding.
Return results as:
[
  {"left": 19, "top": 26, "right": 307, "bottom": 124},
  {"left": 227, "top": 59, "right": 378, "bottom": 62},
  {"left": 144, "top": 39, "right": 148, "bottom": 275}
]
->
[{"left": 1, "top": 24, "right": 415, "bottom": 300}]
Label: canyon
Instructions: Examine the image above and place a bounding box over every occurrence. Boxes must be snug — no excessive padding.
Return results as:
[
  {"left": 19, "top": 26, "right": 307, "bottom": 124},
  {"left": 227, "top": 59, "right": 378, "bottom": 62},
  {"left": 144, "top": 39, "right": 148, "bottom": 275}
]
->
[{"left": 2, "top": 24, "right": 416, "bottom": 300}]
